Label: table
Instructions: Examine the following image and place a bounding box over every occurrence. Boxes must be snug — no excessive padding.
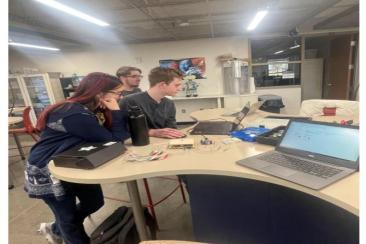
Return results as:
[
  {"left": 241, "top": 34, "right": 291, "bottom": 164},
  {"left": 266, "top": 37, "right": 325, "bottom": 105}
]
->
[
  {"left": 8, "top": 116, "right": 23, "bottom": 125},
  {"left": 8, "top": 107, "right": 26, "bottom": 114},
  {"left": 48, "top": 109, "right": 359, "bottom": 241}
]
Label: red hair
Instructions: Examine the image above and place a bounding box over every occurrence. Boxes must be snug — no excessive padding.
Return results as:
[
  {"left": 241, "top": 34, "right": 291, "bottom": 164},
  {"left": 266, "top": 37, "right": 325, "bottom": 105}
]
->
[{"left": 36, "top": 72, "right": 122, "bottom": 131}]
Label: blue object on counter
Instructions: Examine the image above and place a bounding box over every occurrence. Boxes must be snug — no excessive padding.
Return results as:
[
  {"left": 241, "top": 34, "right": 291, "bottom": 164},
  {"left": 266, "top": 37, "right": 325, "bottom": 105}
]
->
[{"left": 229, "top": 127, "right": 270, "bottom": 142}]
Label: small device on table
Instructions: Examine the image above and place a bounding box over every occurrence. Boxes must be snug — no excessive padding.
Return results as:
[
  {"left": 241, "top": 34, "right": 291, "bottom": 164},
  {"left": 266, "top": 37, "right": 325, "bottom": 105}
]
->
[
  {"left": 256, "top": 126, "right": 287, "bottom": 146},
  {"left": 168, "top": 138, "right": 195, "bottom": 149}
]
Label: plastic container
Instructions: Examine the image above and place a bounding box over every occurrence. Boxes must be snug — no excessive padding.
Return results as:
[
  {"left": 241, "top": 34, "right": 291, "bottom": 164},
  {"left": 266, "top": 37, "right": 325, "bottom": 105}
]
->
[{"left": 229, "top": 127, "right": 269, "bottom": 142}]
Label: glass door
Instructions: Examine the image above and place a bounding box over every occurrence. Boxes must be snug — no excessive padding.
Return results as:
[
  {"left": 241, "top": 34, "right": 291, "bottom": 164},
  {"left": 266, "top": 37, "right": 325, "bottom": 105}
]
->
[
  {"left": 8, "top": 77, "right": 26, "bottom": 108},
  {"left": 22, "top": 75, "right": 51, "bottom": 118}
]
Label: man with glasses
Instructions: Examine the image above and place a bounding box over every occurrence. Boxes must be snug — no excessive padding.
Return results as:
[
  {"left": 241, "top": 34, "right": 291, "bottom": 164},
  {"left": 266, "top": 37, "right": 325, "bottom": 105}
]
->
[{"left": 116, "top": 66, "right": 143, "bottom": 96}]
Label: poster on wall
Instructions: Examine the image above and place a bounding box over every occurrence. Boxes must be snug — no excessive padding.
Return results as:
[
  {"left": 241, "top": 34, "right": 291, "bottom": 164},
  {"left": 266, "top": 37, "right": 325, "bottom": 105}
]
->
[{"left": 159, "top": 57, "right": 206, "bottom": 79}]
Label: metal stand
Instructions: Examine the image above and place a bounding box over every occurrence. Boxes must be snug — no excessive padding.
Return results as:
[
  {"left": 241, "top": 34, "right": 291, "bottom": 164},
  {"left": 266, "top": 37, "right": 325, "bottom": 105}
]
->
[
  {"left": 13, "top": 134, "right": 26, "bottom": 160},
  {"left": 126, "top": 180, "right": 149, "bottom": 241}
]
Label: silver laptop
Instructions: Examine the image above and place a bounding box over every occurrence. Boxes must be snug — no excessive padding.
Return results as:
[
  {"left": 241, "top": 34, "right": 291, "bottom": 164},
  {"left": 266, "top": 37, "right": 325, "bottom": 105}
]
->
[
  {"left": 222, "top": 101, "right": 264, "bottom": 117},
  {"left": 190, "top": 102, "right": 252, "bottom": 135},
  {"left": 237, "top": 120, "right": 359, "bottom": 190}
]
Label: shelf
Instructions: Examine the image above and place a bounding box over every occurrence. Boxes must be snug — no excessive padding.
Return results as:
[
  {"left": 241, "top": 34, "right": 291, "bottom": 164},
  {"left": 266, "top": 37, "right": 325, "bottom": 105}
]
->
[
  {"left": 26, "top": 86, "right": 47, "bottom": 89},
  {"left": 172, "top": 93, "right": 258, "bottom": 100},
  {"left": 172, "top": 95, "right": 221, "bottom": 100}
]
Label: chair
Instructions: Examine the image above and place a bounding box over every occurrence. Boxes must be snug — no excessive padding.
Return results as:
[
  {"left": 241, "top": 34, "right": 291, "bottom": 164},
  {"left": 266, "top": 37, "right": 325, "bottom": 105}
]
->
[
  {"left": 143, "top": 177, "right": 187, "bottom": 230},
  {"left": 8, "top": 106, "right": 39, "bottom": 159},
  {"left": 299, "top": 99, "right": 359, "bottom": 117}
]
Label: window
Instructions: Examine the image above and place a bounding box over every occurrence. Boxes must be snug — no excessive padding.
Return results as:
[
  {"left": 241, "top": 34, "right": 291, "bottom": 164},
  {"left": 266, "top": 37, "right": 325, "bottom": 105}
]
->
[{"left": 250, "top": 37, "right": 302, "bottom": 87}]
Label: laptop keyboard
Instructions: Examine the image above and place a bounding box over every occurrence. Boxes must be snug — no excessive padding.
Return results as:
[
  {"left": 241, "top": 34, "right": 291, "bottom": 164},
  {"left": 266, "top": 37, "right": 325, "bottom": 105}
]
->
[{"left": 258, "top": 153, "right": 343, "bottom": 179}]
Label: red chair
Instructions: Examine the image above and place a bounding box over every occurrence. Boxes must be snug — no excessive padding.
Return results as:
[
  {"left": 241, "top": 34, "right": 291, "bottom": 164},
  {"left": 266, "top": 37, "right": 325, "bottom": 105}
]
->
[
  {"left": 143, "top": 177, "right": 187, "bottom": 229},
  {"left": 9, "top": 106, "right": 39, "bottom": 159}
]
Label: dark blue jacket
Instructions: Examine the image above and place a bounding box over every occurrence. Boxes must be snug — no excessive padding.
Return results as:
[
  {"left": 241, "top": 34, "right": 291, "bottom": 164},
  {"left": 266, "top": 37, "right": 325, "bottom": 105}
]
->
[{"left": 25, "top": 102, "right": 129, "bottom": 199}]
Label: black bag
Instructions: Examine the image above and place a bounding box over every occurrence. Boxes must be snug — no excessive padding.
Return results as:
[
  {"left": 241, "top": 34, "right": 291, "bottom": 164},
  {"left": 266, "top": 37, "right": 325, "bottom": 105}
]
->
[{"left": 90, "top": 206, "right": 157, "bottom": 244}]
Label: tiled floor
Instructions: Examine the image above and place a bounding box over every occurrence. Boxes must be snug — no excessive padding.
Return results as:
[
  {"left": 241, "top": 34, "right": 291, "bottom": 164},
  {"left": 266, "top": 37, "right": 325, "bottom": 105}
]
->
[{"left": 8, "top": 135, "right": 195, "bottom": 243}]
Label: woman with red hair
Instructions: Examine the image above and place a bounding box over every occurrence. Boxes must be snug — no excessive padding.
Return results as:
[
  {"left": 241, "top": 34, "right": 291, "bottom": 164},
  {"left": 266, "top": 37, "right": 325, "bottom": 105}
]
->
[{"left": 24, "top": 72, "right": 129, "bottom": 244}]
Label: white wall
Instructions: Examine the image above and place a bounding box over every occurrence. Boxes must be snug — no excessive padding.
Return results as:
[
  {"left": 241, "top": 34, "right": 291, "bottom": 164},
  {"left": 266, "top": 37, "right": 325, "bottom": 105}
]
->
[
  {"left": 9, "top": 36, "right": 302, "bottom": 114},
  {"left": 9, "top": 36, "right": 248, "bottom": 95}
]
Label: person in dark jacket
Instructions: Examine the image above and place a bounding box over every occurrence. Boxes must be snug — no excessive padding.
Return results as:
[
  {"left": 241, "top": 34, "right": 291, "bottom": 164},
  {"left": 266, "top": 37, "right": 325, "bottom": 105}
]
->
[
  {"left": 24, "top": 72, "right": 129, "bottom": 244},
  {"left": 119, "top": 67, "right": 186, "bottom": 138}
]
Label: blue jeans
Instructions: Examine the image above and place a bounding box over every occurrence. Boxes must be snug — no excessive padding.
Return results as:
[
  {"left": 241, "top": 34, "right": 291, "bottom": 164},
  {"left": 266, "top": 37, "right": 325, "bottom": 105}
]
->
[{"left": 43, "top": 182, "right": 104, "bottom": 244}]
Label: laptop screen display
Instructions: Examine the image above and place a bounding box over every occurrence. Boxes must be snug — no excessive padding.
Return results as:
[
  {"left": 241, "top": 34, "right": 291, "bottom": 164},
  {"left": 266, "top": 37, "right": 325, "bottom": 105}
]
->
[{"left": 279, "top": 121, "right": 359, "bottom": 162}]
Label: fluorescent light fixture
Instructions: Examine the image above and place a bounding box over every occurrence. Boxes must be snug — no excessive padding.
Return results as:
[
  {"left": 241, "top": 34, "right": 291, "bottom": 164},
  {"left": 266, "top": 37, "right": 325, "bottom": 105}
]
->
[
  {"left": 178, "top": 22, "right": 190, "bottom": 27},
  {"left": 9, "top": 42, "right": 60, "bottom": 51},
  {"left": 289, "top": 44, "right": 300, "bottom": 49},
  {"left": 34, "top": 0, "right": 110, "bottom": 27},
  {"left": 247, "top": 10, "right": 268, "bottom": 31},
  {"left": 274, "top": 50, "right": 284, "bottom": 54}
]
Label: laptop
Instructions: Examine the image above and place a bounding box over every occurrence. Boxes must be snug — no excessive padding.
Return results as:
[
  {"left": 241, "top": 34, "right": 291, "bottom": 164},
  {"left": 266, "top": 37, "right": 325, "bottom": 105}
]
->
[
  {"left": 222, "top": 101, "right": 264, "bottom": 117},
  {"left": 190, "top": 102, "right": 252, "bottom": 135},
  {"left": 236, "top": 120, "right": 359, "bottom": 190}
]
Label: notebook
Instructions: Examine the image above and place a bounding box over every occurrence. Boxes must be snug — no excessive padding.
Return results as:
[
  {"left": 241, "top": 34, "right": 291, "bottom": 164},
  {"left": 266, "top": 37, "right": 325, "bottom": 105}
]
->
[
  {"left": 190, "top": 102, "right": 252, "bottom": 135},
  {"left": 236, "top": 120, "right": 359, "bottom": 190}
]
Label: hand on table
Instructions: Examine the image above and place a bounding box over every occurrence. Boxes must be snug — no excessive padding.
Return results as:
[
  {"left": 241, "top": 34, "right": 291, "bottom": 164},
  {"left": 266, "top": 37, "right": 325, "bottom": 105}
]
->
[{"left": 149, "top": 128, "right": 186, "bottom": 139}]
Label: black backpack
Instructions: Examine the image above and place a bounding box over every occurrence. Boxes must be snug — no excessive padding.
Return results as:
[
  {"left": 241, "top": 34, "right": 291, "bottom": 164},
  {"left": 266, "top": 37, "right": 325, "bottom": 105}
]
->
[{"left": 90, "top": 206, "right": 157, "bottom": 244}]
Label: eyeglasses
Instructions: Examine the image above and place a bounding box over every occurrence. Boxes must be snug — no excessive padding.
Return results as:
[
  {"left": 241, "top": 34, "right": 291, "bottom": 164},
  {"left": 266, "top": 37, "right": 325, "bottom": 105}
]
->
[
  {"left": 107, "top": 91, "right": 123, "bottom": 96},
  {"left": 126, "top": 75, "right": 143, "bottom": 79}
]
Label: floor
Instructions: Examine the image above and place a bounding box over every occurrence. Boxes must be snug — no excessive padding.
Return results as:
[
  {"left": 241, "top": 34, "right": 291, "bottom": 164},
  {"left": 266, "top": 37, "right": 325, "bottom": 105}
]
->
[{"left": 8, "top": 134, "right": 195, "bottom": 244}]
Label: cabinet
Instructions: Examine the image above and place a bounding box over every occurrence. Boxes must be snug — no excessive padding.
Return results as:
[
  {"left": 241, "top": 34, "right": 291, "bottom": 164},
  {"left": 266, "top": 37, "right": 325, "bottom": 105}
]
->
[
  {"left": 60, "top": 76, "right": 84, "bottom": 98},
  {"left": 173, "top": 96, "right": 223, "bottom": 122},
  {"left": 8, "top": 73, "right": 65, "bottom": 124}
]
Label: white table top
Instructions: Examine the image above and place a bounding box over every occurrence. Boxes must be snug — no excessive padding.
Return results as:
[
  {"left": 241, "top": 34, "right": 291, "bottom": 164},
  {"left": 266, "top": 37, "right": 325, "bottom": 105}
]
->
[
  {"left": 8, "top": 107, "right": 26, "bottom": 114},
  {"left": 48, "top": 110, "right": 359, "bottom": 216},
  {"left": 8, "top": 117, "right": 23, "bottom": 125}
]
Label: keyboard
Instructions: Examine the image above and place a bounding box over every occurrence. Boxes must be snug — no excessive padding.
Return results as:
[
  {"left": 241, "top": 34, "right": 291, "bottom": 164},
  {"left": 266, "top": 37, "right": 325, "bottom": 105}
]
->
[
  {"left": 190, "top": 121, "right": 234, "bottom": 135},
  {"left": 258, "top": 153, "right": 343, "bottom": 179}
]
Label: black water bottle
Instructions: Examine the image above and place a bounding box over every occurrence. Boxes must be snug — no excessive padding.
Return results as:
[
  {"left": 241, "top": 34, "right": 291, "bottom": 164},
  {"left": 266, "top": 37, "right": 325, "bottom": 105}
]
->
[{"left": 128, "top": 106, "right": 150, "bottom": 146}]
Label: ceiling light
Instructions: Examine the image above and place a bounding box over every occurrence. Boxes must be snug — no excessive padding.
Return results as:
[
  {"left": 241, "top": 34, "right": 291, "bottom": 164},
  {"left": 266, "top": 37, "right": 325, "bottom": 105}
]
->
[
  {"left": 289, "top": 44, "right": 300, "bottom": 49},
  {"left": 247, "top": 10, "right": 268, "bottom": 31},
  {"left": 178, "top": 22, "right": 190, "bottom": 27},
  {"left": 34, "top": 0, "right": 110, "bottom": 27},
  {"left": 9, "top": 42, "right": 60, "bottom": 51},
  {"left": 274, "top": 50, "right": 284, "bottom": 54}
]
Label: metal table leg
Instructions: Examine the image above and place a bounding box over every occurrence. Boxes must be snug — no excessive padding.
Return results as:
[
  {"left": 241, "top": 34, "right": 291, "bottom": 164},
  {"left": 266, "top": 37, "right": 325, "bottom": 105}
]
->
[
  {"left": 13, "top": 134, "right": 26, "bottom": 160},
  {"left": 9, "top": 170, "right": 14, "bottom": 190},
  {"left": 126, "top": 180, "right": 149, "bottom": 241}
]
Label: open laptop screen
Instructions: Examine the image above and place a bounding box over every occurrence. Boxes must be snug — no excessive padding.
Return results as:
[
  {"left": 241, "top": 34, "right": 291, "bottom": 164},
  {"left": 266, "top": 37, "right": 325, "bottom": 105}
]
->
[{"left": 279, "top": 121, "right": 359, "bottom": 162}]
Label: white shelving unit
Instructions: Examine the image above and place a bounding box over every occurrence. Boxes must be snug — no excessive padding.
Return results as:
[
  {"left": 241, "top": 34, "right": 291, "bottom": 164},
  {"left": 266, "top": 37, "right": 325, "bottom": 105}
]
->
[{"left": 8, "top": 73, "right": 64, "bottom": 125}]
